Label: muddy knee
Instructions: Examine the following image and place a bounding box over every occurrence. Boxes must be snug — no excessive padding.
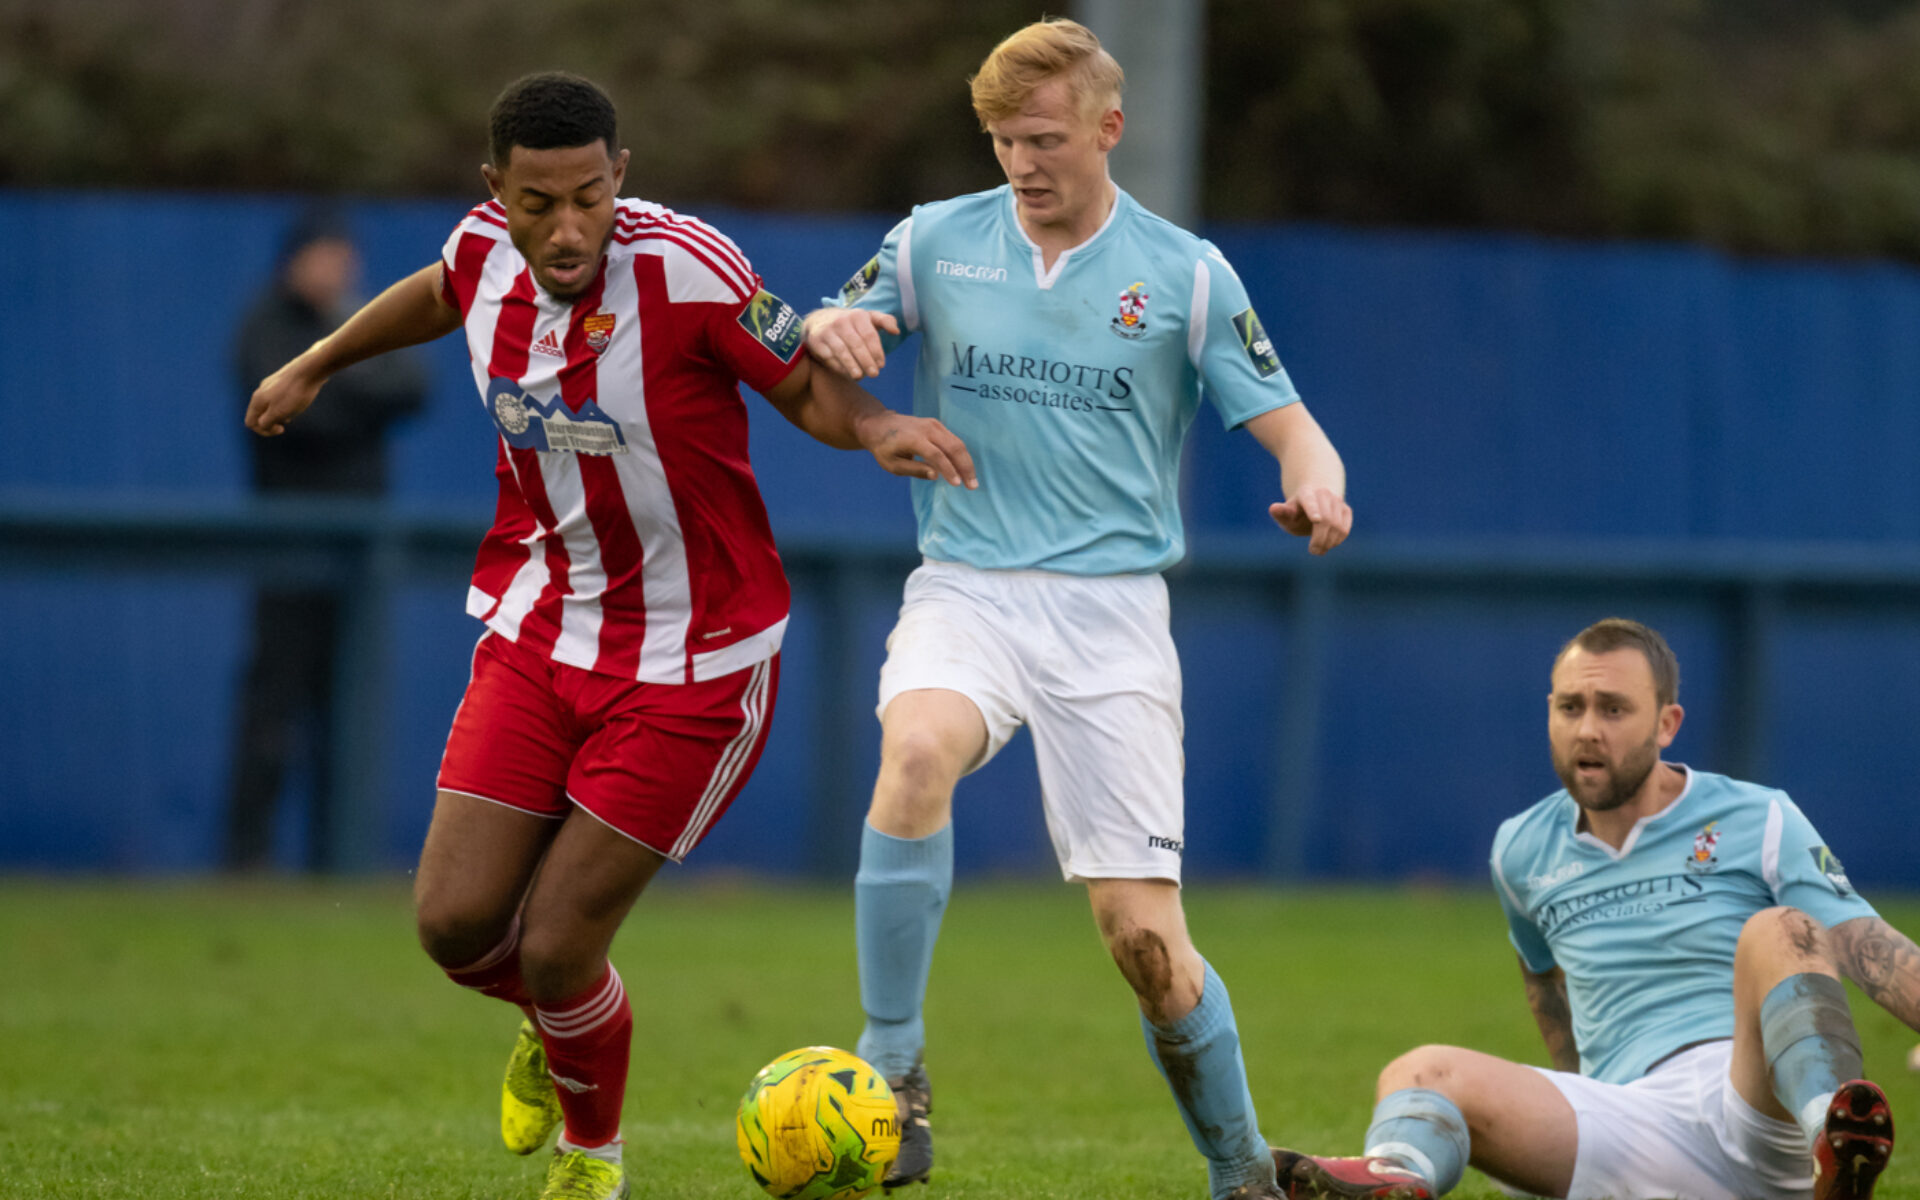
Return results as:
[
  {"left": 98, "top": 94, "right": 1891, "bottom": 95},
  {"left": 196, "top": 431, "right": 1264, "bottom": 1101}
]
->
[
  {"left": 1379, "top": 1044, "right": 1466, "bottom": 1095},
  {"left": 1743, "top": 902, "right": 1827, "bottom": 960},
  {"left": 1110, "top": 925, "right": 1174, "bottom": 1002},
  {"left": 1107, "top": 923, "right": 1205, "bottom": 1026}
]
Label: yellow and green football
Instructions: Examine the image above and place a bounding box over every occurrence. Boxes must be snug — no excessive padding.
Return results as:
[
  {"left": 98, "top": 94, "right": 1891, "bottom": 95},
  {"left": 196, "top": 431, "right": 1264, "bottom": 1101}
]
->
[{"left": 736, "top": 1046, "right": 900, "bottom": 1200}]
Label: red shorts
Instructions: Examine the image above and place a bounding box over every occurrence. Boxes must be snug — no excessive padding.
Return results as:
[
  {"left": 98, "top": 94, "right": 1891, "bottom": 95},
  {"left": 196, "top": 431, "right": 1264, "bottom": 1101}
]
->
[{"left": 437, "top": 632, "right": 779, "bottom": 860}]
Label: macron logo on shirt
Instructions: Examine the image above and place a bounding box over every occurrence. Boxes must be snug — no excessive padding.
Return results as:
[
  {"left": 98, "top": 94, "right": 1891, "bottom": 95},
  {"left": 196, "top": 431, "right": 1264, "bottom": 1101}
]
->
[{"left": 936, "top": 259, "right": 1008, "bottom": 282}]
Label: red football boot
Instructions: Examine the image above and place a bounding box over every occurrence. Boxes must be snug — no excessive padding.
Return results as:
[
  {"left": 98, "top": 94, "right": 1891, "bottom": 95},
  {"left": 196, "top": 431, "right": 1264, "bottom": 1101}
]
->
[
  {"left": 1272, "top": 1148, "right": 1434, "bottom": 1200},
  {"left": 1814, "top": 1080, "right": 1894, "bottom": 1200}
]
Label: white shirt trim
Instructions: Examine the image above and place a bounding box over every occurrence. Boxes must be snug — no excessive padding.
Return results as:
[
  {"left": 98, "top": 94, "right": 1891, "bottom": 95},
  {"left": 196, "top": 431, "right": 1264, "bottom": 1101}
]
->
[
  {"left": 896, "top": 216, "right": 920, "bottom": 332},
  {"left": 1008, "top": 185, "right": 1123, "bottom": 291},
  {"left": 691, "top": 614, "right": 787, "bottom": 682},
  {"left": 1187, "top": 259, "right": 1211, "bottom": 369},
  {"left": 1572, "top": 764, "right": 1696, "bottom": 860},
  {"left": 1492, "top": 854, "right": 1528, "bottom": 916},
  {"left": 1762, "top": 796, "right": 1785, "bottom": 894}
]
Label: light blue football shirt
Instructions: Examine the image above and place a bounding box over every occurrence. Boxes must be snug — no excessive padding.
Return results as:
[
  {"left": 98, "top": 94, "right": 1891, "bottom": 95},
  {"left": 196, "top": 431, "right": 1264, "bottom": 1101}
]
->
[
  {"left": 1491, "top": 766, "right": 1877, "bottom": 1084},
  {"left": 826, "top": 184, "right": 1300, "bottom": 575}
]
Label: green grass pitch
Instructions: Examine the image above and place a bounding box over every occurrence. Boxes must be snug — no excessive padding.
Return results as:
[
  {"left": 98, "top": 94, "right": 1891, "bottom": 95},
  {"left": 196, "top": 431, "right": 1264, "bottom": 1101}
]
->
[{"left": 2, "top": 879, "right": 1915, "bottom": 1199}]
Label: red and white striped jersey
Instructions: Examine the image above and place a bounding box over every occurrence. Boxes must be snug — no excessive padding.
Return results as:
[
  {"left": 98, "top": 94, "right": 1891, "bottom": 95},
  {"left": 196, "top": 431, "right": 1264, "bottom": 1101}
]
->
[{"left": 439, "top": 197, "right": 806, "bottom": 684}]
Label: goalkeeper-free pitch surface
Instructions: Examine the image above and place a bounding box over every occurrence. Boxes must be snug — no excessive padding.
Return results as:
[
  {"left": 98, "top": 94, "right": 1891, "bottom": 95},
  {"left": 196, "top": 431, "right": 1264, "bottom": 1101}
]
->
[{"left": 3, "top": 878, "right": 1915, "bottom": 1200}]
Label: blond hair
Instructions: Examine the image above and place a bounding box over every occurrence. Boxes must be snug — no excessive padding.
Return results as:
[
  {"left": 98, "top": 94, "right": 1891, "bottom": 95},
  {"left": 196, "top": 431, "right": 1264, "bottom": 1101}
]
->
[{"left": 969, "top": 18, "right": 1124, "bottom": 129}]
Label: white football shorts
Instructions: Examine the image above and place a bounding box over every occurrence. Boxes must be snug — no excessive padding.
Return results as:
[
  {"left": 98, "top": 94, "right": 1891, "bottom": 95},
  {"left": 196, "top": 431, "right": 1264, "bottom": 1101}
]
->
[
  {"left": 875, "top": 558, "right": 1185, "bottom": 883},
  {"left": 1529, "top": 1040, "right": 1813, "bottom": 1200}
]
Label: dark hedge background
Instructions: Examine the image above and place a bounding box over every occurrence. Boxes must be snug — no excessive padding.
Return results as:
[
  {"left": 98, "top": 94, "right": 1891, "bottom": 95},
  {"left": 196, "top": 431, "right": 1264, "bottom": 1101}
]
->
[{"left": 6, "top": 0, "right": 1920, "bottom": 258}]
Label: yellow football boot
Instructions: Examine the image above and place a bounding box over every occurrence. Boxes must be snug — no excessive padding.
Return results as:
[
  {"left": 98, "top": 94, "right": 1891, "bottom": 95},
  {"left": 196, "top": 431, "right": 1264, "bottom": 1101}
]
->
[
  {"left": 540, "top": 1149, "right": 630, "bottom": 1200},
  {"left": 502, "top": 1019, "right": 564, "bottom": 1155}
]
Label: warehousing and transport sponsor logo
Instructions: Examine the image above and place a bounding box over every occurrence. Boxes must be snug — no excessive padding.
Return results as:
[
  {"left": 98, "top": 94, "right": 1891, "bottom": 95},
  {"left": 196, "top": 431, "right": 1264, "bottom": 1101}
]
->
[
  {"left": 944, "top": 342, "right": 1134, "bottom": 414},
  {"left": 488, "top": 377, "right": 629, "bottom": 456},
  {"left": 935, "top": 259, "right": 1007, "bottom": 282}
]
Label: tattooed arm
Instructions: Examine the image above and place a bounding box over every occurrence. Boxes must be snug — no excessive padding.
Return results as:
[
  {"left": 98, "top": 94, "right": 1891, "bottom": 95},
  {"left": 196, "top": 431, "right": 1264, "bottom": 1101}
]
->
[
  {"left": 1520, "top": 957, "right": 1581, "bottom": 1072},
  {"left": 1829, "top": 915, "right": 1920, "bottom": 1031}
]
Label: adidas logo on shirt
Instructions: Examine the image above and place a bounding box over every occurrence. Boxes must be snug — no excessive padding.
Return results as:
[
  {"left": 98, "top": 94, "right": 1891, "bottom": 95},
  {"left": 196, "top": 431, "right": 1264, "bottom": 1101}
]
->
[{"left": 532, "top": 330, "right": 565, "bottom": 358}]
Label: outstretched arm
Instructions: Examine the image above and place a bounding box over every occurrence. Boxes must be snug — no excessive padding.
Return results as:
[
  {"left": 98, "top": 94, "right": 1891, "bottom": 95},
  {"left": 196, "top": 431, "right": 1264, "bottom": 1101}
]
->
[
  {"left": 761, "top": 356, "right": 976, "bottom": 488},
  {"left": 246, "top": 262, "right": 461, "bottom": 436},
  {"left": 803, "top": 307, "right": 899, "bottom": 381},
  {"left": 1829, "top": 915, "right": 1920, "bottom": 1032},
  {"left": 1242, "top": 403, "right": 1352, "bottom": 555},
  {"left": 1520, "top": 958, "right": 1580, "bottom": 1072}
]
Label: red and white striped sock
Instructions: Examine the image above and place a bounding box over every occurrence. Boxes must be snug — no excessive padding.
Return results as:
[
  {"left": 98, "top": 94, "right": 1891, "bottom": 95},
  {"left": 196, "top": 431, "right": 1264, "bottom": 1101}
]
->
[
  {"left": 443, "top": 916, "right": 534, "bottom": 1016},
  {"left": 535, "top": 963, "right": 632, "bottom": 1151}
]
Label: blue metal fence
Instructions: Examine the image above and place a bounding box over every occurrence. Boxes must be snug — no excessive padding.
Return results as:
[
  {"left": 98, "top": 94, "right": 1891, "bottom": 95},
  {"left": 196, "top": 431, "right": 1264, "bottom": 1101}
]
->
[{"left": 3, "top": 191, "right": 1918, "bottom": 885}]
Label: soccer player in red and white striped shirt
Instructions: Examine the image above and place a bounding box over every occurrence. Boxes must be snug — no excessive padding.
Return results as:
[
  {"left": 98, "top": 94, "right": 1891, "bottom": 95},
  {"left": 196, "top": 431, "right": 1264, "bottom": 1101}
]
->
[{"left": 246, "top": 72, "right": 974, "bottom": 1200}]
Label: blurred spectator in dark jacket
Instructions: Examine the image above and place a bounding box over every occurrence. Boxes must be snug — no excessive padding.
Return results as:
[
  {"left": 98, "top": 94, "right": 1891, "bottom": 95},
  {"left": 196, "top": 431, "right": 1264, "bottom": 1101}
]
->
[{"left": 225, "top": 205, "right": 428, "bottom": 871}]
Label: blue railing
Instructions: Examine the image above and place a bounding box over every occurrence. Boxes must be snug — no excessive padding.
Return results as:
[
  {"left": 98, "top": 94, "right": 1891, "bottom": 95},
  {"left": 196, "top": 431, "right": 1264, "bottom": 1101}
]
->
[{"left": 8, "top": 493, "right": 1918, "bottom": 878}]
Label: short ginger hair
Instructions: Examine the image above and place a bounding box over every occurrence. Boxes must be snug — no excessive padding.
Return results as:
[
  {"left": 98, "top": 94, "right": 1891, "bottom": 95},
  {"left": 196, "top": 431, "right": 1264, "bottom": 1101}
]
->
[{"left": 969, "top": 18, "right": 1124, "bottom": 129}]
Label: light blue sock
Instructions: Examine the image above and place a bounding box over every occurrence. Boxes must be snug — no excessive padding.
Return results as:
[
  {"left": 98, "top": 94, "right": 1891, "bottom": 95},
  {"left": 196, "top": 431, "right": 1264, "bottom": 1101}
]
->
[
  {"left": 1761, "top": 973, "right": 1863, "bottom": 1143},
  {"left": 1141, "top": 961, "right": 1272, "bottom": 1199},
  {"left": 1364, "top": 1088, "right": 1469, "bottom": 1195},
  {"left": 853, "top": 822, "right": 952, "bottom": 1080}
]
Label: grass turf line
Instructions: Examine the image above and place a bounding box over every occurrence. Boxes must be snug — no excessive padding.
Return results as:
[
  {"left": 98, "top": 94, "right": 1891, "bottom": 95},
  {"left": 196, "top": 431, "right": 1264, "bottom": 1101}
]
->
[{"left": 2, "top": 879, "right": 1915, "bottom": 1199}]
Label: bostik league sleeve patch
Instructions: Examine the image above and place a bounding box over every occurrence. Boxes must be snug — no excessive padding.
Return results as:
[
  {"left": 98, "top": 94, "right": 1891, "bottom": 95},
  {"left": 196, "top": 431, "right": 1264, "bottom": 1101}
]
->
[
  {"left": 738, "top": 289, "right": 805, "bottom": 361},
  {"left": 839, "top": 256, "right": 881, "bottom": 305},
  {"left": 1231, "top": 307, "right": 1282, "bottom": 379},
  {"left": 1808, "top": 845, "right": 1855, "bottom": 895}
]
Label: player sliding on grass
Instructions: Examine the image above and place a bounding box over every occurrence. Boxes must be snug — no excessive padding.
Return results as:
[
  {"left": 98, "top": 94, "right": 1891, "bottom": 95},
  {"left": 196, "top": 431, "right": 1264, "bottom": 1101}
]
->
[
  {"left": 804, "top": 19, "right": 1350, "bottom": 1200},
  {"left": 1271, "top": 618, "right": 1920, "bottom": 1200},
  {"left": 246, "top": 72, "right": 972, "bottom": 1200}
]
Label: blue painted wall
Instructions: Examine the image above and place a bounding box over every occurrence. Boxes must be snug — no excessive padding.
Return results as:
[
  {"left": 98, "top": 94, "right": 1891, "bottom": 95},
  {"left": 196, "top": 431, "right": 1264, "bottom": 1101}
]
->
[{"left": 3, "top": 191, "right": 1917, "bottom": 887}]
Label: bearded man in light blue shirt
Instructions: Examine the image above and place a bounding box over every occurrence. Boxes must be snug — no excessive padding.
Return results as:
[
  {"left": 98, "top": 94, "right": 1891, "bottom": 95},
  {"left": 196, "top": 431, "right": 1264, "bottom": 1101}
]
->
[{"left": 1270, "top": 619, "right": 1918, "bottom": 1200}]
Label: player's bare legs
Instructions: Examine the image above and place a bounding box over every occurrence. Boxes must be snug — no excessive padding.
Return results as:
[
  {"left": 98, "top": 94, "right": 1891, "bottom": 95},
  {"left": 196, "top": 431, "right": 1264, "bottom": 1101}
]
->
[
  {"left": 857, "top": 688, "right": 987, "bottom": 1188},
  {"left": 511, "top": 807, "right": 663, "bottom": 1154},
  {"left": 1090, "top": 879, "right": 1279, "bottom": 1198},
  {"left": 1271, "top": 1045, "right": 1575, "bottom": 1199},
  {"left": 1730, "top": 906, "right": 1849, "bottom": 1120},
  {"left": 415, "top": 790, "right": 560, "bottom": 969},
  {"left": 414, "top": 788, "right": 667, "bottom": 1177},
  {"left": 414, "top": 792, "right": 575, "bottom": 1160},
  {"left": 517, "top": 808, "right": 666, "bottom": 1001},
  {"left": 1087, "top": 878, "right": 1203, "bottom": 1023},
  {"left": 867, "top": 689, "right": 987, "bottom": 838},
  {"left": 1730, "top": 907, "right": 1889, "bottom": 1199}
]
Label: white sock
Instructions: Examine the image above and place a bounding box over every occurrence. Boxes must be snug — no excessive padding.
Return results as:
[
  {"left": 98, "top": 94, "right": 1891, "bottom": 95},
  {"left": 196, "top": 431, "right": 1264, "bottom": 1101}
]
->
[
  {"left": 1799, "top": 1092, "right": 1835, "bottom": 1148},
  {"left": 558, "top": 1133, "right": 623, "bottom": 1164}
]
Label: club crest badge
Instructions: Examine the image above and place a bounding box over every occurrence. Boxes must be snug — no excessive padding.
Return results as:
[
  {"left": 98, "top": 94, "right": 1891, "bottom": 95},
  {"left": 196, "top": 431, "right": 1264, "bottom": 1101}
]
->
[
  {"left": 583, "top": 312, "right": 616, "bottom": 355},
  {"left": 1110, "top": 281, "right": 1150, "bottom": 340},
  {"left": 1685, "top": 821, "right": 1721, "bottom": 873}
]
